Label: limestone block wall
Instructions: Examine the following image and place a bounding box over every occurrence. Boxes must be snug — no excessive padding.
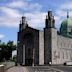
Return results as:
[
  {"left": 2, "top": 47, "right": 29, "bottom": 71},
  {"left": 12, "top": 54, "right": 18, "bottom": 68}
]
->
[
  {"left": 44, "top": 28, "right": 52, "bottom": 64},
  {"left": 34, "top": 30, "right": 39, "bottom": 65},
  {"left": 17, "top": 27, "right": 39, "bottom": 66},
  {"left": 57, "top": 35, "right": 72, "bottom": 64},
  {"left": 17, "top": 32, "right": 23, "bottom": 65},
  {"left": 39, "top": 31, "right": 44, "bottom": 65},
  {"left": 51, "top": 28, "right": 58, "bottom": 64}
]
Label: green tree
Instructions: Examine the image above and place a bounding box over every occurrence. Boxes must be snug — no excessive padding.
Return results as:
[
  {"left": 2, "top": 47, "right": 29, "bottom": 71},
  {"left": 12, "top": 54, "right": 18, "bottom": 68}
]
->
[
  {"left": 6, "top": 40, "right": 16, "bottom": 60},
  {"left": 0, "top": 42, "right": 6, "bottom": 61},
  {"left": 0, "top": 40, "right": 16, "bottom": 61}
]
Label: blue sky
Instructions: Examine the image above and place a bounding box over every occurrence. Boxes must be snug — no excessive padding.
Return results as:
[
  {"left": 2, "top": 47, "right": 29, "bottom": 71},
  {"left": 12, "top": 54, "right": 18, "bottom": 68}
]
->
[{"left": 0, "top": 0, "right": 72, "bottom": 43}]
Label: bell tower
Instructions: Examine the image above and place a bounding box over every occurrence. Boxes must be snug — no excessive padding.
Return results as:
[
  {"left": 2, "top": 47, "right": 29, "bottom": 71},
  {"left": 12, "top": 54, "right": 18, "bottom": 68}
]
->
[
  {"left": 45, "top": 10, "right": 55, "bottom": 28},
  {"left": 44, "top": 10, "right": 58, "bottom": 64},
  {"left": 19, "top": 16, "right": 28, "bottom": 31}
]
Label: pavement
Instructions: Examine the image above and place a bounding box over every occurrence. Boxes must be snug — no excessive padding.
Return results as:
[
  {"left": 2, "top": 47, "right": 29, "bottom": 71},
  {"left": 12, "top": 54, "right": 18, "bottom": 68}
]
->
[
  {"left": 6, "top": 66, "right": 28, "bottom": 72},
  {"left": 6, "top": 65, "right": 72, "bottom": 72},
  {"left": 51, "top": 65, "right": 72, "bottom": 72}
]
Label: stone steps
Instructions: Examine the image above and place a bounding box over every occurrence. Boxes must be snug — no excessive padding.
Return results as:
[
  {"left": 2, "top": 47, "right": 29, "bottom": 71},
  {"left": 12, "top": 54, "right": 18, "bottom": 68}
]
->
[
  {"left": 7, "top": 66, "right": 64, "bottom": 72},
  {"left": 25, "top": 66, "right": 64, "bottom": 72}
]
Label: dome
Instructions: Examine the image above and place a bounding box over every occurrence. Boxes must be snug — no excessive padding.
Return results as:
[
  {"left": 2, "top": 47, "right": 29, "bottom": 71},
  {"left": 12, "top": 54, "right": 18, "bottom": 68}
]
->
[
  {"left": 61, "top": 18, "right": 72, "bottom": 27},
  {"left": 60, "top": 12, "right": 72, "bottom": 38}
]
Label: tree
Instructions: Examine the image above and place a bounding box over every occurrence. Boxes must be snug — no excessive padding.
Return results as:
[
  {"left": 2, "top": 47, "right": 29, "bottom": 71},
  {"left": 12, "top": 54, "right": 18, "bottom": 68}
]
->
[
  {"left": 6, "top": 40, "right": 16, "bottom": 60},
  {"left": 0, "top": 40, "right": 16, "bottom": 61},
  {"left": 0, "top": 42, "right": 6, "bottom": 61}
]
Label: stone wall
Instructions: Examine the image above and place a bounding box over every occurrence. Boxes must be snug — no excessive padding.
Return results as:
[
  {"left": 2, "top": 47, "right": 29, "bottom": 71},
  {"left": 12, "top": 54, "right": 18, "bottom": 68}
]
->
[
  {"left": 44, "top": 28, "right": 52, "bottom": 64},
  {"left": 51, "top": 28, "right": 58, "bottom": 64},
  {"left": 57, "top": 35, "right": 72, "bottom": 64},
  {"left": 4, "top": 62, "right": 15, "bottom": 69},
  {"left": 17, "top": 32, "right": 23, "bottom": 65},
  {"left": 39, "top": 31, "right": 44, "bottom": 65},
  {"left": 34, "top": 30, "right": 39, "bottom": 65},
  {"left": 44, "top": 28, "right": 58, "bottom": 64},
  {"left": 0, "top": 65, "right": 4, "bottom": 72},
  {"left": 17, "top": 27, "right": 39, "bottom": 66}
]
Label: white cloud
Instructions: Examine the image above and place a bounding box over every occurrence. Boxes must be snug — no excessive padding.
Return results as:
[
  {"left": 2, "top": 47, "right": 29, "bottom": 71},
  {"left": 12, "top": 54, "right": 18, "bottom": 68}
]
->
[
  {"left": 1, "top": 0, "right": 72, "bottom": 30},
  {"left": 0, "top": 7, "right": 46, "bottom": 28},
  {"left": 0, "top": 16, "right": 20, "bottom": 27},
  {"left": 0, "top": 7, "right": 21, "bottom": 27},
  {"left": 0, "top": 6, "right": 22, "bottom": 27},
  {"left": 56, "top": 1, "right": 72, "bottom": 17},
  {"left": 55, "top": 2, "right": 72, "bottom": 30},
  {"left": 54, "top": 16, "right": 63, "bottom": 30},
  {"left": 60, "top": 2, "right": 72, "bottom": 10},
  {"left": 8, "top": 1, "right": 42, "bottom": 11},
  {"left": 0, "top": 0, "right": 43, "bottom": 28},
  {"left": 0, "top": 7, "right": 21, "bottom": 18},
  {"left": 8, "top": 1, "right": 24, "bottom": 8},
  {"left": 0, "top": 34, "right": 5, "bottom": 39},
  {"left": 56, "top": 10, "right": 67, "bottom": 17},
  {"left": 25, "top": 12, "right": 46, "bottom": 28}
]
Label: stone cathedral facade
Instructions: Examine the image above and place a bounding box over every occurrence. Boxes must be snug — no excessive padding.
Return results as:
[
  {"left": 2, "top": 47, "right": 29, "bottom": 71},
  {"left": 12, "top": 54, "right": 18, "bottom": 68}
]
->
[{"left": 17, "top": 10, "right": 72, "bottom": 66}]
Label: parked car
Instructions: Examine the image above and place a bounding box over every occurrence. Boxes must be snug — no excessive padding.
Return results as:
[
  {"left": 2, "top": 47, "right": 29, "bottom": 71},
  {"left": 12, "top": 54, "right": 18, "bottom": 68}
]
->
[{"left": 64, "top": 61, "right": 72, "bottom": 66}]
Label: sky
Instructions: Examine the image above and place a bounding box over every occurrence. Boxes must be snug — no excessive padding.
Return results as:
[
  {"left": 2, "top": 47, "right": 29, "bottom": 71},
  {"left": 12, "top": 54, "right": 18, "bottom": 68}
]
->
[{"left": 0, "top": 0, "right": 72, "bottom": 43}]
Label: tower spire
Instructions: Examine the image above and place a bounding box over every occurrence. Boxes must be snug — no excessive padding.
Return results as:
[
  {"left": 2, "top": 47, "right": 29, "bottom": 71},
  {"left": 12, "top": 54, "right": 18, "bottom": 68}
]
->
[
  {"left": 22, "top": 16, "right": 26, "bottom": 24},
  {"left": 19, "top": 20, "right": 22, "bottom": 31},
  {"left": 67, "top": 11, "right": 69, "bottom": 18}
]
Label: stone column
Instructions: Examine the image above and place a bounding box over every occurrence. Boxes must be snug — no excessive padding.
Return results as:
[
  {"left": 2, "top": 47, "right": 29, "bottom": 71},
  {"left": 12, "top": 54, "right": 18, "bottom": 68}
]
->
[
  {"left": 32, "top": 48, "right": 35, "bottom": 66},
  {"left": 39, "top": 31, "right": 44, "bottom": 65},
  {"left": 0, "top": 65, "right": 5, "bottom": 72},
  {"left": 22, "top": 45, "right": 25, "bottom": 65}
]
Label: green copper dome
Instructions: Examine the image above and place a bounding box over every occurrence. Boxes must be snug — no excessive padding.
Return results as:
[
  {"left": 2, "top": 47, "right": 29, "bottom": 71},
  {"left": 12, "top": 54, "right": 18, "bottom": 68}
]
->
[
  {"left": 61, "top": 18, "right": 72, "bottom": 27},
  {"left": 60, "top": 12, "right": 72, "bottom": 38}
]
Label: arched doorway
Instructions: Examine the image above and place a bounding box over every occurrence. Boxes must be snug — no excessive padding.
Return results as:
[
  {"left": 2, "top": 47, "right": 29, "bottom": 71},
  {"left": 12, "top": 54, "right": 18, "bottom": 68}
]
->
[{"left": 24, "top": 33, "right": 34, "bottom": 66}]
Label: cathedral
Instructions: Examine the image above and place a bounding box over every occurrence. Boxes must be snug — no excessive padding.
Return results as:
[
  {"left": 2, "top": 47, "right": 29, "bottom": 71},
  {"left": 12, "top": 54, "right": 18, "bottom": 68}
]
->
[{"left": 17, "top": 10, "right": 72, "bottom": 66}]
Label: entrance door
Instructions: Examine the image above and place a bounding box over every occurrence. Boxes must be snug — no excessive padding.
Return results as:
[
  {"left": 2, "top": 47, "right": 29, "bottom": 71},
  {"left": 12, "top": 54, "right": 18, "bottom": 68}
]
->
[
  {"left": 24, "top": 33, "right": 34, "bottom": 66},
  {"left": 25, "top": 59, "right": 33, "bottom": 66}
]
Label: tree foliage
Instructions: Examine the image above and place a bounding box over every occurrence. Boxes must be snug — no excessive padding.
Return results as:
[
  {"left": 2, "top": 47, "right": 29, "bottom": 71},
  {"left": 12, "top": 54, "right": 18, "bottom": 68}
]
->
[{"left": 0, "top": 40, "right": 16, "bottom": 62}]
